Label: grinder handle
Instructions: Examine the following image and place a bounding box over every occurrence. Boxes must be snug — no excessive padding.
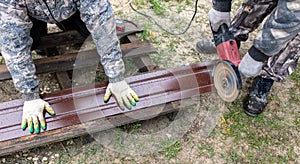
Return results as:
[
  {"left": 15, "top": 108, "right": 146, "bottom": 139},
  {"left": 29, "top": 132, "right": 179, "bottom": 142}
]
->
[
  {"left": 217, "top": 24, "right": 230, "bottom": 34},
  {"left": 211, "top": 24, "right": 242, "bottom": 67},
  {"left": 212, "top": 24, "right": 234, "bottom": 46}
]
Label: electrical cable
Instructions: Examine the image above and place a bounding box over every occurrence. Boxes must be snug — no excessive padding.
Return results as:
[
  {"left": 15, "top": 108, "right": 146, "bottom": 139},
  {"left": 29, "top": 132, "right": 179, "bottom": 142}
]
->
[
  {"left": 113, "top": 0, "right": 133, "bottom": 12},
  {"left": 129, "top": 0, "right": 199, "bottom": 35}
]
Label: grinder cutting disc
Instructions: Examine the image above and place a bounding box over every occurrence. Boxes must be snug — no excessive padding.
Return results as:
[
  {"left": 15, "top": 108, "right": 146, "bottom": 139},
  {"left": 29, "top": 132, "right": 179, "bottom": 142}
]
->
[{"left": 213, "top": 60, "right": 242, "bottom": 102}]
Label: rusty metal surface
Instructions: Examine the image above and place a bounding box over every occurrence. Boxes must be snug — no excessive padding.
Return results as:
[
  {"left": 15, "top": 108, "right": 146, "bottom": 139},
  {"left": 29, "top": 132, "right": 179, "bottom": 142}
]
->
[{"left": 0, "top": 60, "right": 216, "bottom": 144}]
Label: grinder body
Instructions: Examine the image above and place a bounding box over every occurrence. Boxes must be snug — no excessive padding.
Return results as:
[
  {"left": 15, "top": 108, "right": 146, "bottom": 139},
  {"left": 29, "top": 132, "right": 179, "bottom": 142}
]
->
[{"left": 213, "top": 24, "right": 241, "bottom": 67}]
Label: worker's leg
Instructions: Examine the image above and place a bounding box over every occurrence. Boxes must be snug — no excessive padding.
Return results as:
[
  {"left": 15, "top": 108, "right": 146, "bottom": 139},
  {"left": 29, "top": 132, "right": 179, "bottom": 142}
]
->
[
  {"left": 261, "top": 34, "right": 300, "bottom": 83},
  {"left": 29, "top": 16, "right": 48, "bottom": 50},
  {"left": 196, "top": 0, "right": 277, "bottom": 54},
  {"left": 253, "top": 0, "right": 300, "bottom": 56},
  {"left": 244, "top": 34, "right": 300, "bottom": 116},
  {"left": 56, "top": 11, "right": 90, "bottom": 39},
  {"left": 244, "top": 0, "right": 300, "bottom": 116}
]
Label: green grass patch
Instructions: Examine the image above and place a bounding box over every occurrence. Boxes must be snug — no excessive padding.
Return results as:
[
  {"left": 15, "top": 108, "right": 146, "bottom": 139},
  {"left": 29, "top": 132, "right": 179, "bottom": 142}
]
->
[
  {"left": 290, "top": 66, "right": 300, "bottom": 86},
  {"left": 120, "top": 122, "right": 142, "bottom": 134},
  {"left": 148, "top": 0, "right": 166, "bottom": 15},
  {"left": 160, "top": 140, "right": 181, "bottom": 159},
  {"left": 197, "top": 144, "right": 215, "bottom": 157}
]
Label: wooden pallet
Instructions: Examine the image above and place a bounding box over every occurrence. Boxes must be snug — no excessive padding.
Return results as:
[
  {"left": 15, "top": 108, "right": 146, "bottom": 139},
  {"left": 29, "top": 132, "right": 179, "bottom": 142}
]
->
[{"left": 0, "top": 21, "right": 157, "bottom": 89}]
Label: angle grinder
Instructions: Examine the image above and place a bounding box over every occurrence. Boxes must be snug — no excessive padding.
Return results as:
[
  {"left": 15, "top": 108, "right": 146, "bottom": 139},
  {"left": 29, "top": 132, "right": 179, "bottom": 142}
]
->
[{"left": 211, "top": 24, "right": 243, "bottom": 102}]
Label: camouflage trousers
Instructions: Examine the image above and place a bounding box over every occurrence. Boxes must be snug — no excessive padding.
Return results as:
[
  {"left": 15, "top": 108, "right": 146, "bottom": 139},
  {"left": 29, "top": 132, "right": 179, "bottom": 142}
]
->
[
  {"left": 261, "top": 34, "right": 300, "bottom": 82},
  {"left": 230, "top": 0, "right": 300, "bottom": 82}
]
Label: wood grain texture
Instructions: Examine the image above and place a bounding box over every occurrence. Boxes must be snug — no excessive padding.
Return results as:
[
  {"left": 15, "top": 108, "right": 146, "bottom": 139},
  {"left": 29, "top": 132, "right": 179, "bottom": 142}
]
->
[{"left": 0, "top": 41, "right": 156, "bottom": 81}]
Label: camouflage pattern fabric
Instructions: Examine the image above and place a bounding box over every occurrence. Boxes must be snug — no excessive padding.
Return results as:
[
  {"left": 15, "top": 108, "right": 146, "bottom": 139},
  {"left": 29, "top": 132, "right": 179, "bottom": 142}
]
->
[
  {"left": 230, "top": 0, "right": 278, "bottom": 41},
  {"left": 261, "top": 34, "right": 300, "bottom": 82},
  {"left": 254, "top": 0, "right": 300, "bottom": 82},
  {"left": 253, "top": 0, "right": 300, "bottom": 56},
  {"left": 0, "top": 0, "right": 124, "bottom": 100},
  {"left": 231, "top": 0, "right": 300, "bottom": 82}
]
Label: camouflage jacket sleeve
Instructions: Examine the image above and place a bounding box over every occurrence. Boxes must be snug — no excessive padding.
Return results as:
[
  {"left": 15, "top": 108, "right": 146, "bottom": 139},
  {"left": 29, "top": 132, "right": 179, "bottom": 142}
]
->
[
  {"left": 75, "top": 0, "right": 125, "bottom": 83},
  {"left": 0, "top": 1, "right": 39, "bottom": 101}
]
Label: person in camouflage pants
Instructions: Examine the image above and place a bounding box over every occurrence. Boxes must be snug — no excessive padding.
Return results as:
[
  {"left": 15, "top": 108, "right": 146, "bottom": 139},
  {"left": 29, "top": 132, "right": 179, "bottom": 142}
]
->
[
  {"left": 198, "top": 0, "right": 300, "bottom": 116},
  {"left": 0, "top": 0, "right": 139, "bottom": 134}
]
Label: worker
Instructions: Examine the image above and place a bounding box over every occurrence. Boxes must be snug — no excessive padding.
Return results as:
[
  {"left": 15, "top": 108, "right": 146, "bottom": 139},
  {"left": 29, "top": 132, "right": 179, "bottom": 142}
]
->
[
  {"left": 197, "top": 0, "right": 300, "bottom": 116},
  {"left": 0, "top": 0, "right": 139, "bottom": 134}
]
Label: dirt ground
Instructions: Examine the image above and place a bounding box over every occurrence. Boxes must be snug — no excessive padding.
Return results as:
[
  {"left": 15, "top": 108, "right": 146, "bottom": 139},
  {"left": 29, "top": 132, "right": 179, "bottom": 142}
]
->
[{"left": 0, "top": 0, "right": 299, "bottom": 163}]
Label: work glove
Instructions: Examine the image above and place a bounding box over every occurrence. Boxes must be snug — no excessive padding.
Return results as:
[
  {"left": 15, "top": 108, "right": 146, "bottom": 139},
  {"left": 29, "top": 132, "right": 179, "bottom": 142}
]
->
[
  {"left": 208, "top": 8, "right": 231, "bottom": 32},
  {"left": 21, "top": 99, "right": 56, "bottom": 134},
  {"left": 238, "top": 52, "right": 263, "bottom": 78},
  {"left": 104, "top": 80, "right": 139, "bottom": 110}
]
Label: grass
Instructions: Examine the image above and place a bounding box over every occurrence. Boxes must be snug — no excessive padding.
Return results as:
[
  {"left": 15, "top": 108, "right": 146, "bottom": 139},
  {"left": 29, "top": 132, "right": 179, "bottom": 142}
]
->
[
  {"left": 120, "top": 121, "right": 142, "bottom": 134},
  {"left": 197, "top": 144, "right": 215, "bottom": 157},
  {"left": 217, "top": 80, "right": 300, "bottom": 163},
  {"left": 160, "top": 140, "right": 182, "bottom": 159},
  {"left": 290, "top": 66, "right": 300, "bottom": 86},
  {"left": 149, "top": 0, "right": 166, "bottom": 15}
]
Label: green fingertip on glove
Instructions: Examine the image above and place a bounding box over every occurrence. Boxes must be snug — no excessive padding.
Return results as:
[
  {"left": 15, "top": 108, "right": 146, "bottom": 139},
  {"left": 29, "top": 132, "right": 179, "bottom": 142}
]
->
[
  {"left": 21, "top": 99, "right": 56, "bottom": 134},
  {"left": 21, "top": 120, "right": 46, "bottom": 134},
  {"left": 29, "top": 121, "right": 34, "bottom": 134},
  {"left": 34, "top": 123, "right": 40, "bottom": 134},
  {"left": 103, "top": 80, "right": 139, "bottom": 110},
  {"left": 125, "top": 102, "right": 132, "bottom": 109},
  {"left": 46, "top": 107, "right": 56, "bottom": 117},
  {"left": 21, "top": 121, "right": 27, "bottom": 131},
  {"left": 131, "top": 101, "right": 136, "bottom": 106},
  {"left": 41, "top": 121, "right": 47, "bottom": 131},
  {"left": 103, "top": 94, "right": 111, "bottom": 103},
  {"left": 131, "top": 92, "right": 139, "bottom": 102}
]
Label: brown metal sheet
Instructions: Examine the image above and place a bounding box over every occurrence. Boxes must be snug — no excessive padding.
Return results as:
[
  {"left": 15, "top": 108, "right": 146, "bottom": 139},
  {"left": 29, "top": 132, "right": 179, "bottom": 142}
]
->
[{"left": 0, "top": 60, "right": 217, "bottom": 155}]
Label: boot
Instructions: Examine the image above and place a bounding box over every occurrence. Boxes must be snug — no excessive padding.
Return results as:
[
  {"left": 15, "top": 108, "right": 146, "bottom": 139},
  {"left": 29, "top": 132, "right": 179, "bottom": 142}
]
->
[
  {"left": 243, "top": 76, "right": 274, "bottom": 116},
  {"left": 195, "top": 39, "right": 217, "bottom": 54}
]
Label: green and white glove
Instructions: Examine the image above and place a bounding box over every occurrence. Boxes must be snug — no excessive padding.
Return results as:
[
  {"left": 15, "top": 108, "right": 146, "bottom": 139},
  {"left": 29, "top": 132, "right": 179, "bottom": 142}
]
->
[
  {"left": 238, "top": 52, "right": 263, "bottom": 78},
  {"left": 104, "top": 80, "right": 139, "bottom": 110},
  {"left": 21, "top": 99, "right": 56, "bottom": 134}
]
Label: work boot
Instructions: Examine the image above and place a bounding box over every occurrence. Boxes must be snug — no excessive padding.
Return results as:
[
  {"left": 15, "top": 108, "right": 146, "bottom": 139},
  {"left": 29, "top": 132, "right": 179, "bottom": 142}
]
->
[
  {"left": 195, "top": 39, "right": 217, "bottom": 54},
  {"left": 243, "top": 76, "right": 274, "bottom": 116}
]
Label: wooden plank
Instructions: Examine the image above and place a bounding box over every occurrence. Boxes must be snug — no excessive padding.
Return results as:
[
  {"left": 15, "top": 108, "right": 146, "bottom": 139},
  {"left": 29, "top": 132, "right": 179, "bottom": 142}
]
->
[
  {"left": 0, "top": 41, "right": 157, "bottom": 81},
  {"left": 38, "top": 30, "right": 85, "bottom": 50},
  {"left": 0, "top": 60, "right": 217, "bottom": 156},
  {"left": 55, "top": 72, "right": 72, "bottom": 89},
  {"left": 42, "top": 46, "right": 73, "bottom": 89},
  {"left": 127, "top": 34, "right": 157, "bottom": 72},
  {"left": 38, "top": 21, "right": 143, "bottom": 50}
]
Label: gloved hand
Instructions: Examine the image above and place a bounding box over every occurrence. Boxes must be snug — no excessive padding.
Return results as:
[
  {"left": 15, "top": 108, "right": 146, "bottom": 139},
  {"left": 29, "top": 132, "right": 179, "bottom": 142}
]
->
[
  {"left": 208, "top": 8, "right": 231, "bottom": 32},
  {"left": 238, "top": 52, "right": 263, "bottom": 78},
  {"left": 104, "top": 80, "right": 139, "bottom": 110},
  {"left": 21, "top": 99, "right": 56, "bottom": 134}
]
